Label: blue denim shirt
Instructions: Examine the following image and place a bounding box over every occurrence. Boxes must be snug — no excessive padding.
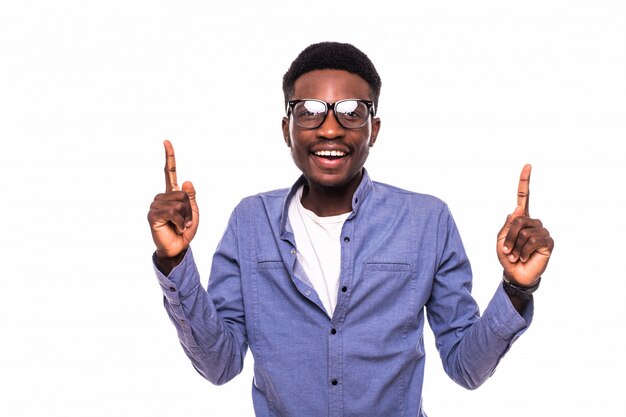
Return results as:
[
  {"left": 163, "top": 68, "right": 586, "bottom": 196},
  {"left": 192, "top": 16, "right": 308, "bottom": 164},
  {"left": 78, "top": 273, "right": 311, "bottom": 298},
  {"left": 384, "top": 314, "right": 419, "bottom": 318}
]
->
[{"left": 154, "top": 170, "right": 532, "bottom": 417}]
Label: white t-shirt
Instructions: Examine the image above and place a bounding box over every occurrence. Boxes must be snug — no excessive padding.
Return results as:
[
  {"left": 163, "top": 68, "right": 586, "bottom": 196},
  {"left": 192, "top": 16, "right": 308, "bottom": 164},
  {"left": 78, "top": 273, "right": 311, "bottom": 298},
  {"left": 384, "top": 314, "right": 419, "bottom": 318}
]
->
[{"left": 288, "top": 186, "right": 351, "bottom": 317}]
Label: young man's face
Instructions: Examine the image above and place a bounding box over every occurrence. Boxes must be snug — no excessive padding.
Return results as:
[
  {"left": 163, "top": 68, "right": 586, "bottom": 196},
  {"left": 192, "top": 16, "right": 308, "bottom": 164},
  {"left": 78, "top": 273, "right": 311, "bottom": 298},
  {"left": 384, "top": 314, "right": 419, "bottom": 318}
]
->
[{"left": 282, "top": 69, "right": 381, "bottom": 192}]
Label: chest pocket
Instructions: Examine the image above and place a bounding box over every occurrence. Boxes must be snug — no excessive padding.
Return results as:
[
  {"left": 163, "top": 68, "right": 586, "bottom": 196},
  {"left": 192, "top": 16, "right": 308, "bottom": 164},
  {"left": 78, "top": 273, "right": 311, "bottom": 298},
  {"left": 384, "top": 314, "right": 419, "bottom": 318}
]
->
[
  {"left": 344, "top": 261, "right": 418, "bottom": 347},
  {"left": 257, "top": 260, "right": 285, "bottom": 270}
]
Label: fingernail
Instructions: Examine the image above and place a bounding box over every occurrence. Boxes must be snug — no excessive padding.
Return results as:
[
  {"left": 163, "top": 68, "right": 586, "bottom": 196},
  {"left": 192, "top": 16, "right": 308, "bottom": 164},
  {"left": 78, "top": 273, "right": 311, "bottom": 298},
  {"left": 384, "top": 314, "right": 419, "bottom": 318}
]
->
[
  {"left": 503, "top": 246, "right": 509, "bottom": 253},
  {"left": 186, "top": 220, "right": 192, "bottom": 227},
  {"left": 508, "top": 254, "right": 516, "bottom": 262}
]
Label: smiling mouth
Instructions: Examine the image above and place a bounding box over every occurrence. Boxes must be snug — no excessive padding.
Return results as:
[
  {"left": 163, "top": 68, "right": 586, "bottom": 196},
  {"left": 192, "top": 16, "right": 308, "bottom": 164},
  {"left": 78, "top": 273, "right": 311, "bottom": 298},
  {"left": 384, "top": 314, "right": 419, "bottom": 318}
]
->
[{"left": 313, "top": 150, "right": 348, "bottom": 159}]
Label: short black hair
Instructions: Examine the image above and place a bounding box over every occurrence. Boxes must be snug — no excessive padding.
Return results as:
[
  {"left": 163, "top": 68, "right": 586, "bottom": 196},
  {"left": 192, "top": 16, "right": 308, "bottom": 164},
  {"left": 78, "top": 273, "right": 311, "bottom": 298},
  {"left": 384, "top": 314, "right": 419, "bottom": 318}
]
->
[{"left": 282, "top": 42, "right": 382, "bottom": 113}]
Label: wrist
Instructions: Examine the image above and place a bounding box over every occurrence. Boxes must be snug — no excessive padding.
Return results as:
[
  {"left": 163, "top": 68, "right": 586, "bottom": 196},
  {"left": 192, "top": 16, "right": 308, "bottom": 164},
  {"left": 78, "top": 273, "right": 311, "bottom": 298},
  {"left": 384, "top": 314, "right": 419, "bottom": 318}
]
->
[
  {"left": 155, "top": 249, "right": 187, "bottom": 275},
  {"left": 502, "top": 271, "right": 541, "bottom": 287},
  {"left": 502, "top": 273, "right": 541, "bottom": 301}
]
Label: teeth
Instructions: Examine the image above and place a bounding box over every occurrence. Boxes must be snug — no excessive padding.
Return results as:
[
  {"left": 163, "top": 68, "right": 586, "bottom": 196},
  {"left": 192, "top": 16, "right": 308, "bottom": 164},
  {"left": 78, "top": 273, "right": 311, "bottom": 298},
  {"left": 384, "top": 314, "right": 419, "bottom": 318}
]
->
[{"left": 315, "top": 150, "right": 346, "bottom": 157}]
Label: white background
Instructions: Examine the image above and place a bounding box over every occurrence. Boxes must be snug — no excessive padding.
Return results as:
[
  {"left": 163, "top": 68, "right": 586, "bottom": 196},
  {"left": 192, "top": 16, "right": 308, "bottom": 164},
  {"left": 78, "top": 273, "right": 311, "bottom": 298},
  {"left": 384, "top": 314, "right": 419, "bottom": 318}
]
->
[{"left": 1, "top": 1, "right": 624, "bottom": 416}]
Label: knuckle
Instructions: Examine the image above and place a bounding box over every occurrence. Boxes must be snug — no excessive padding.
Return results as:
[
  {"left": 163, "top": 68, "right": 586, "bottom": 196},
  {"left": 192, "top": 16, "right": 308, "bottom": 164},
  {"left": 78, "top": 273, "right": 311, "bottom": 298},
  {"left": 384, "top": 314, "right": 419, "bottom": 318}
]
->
[
  {"left": 510, "top": 217, "right": 522, "bottom": 227},
  {"left": 174, "top": 200, "right": 187, "bottom": 212},
  {"left": 165, "top": 206, "right": 178, "bottom": 218}
]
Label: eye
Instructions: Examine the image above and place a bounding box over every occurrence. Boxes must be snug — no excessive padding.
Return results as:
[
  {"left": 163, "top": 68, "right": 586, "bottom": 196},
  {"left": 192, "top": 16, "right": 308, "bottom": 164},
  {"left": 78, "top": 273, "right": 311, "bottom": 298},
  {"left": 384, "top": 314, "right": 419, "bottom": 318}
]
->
[
  {"left": 297, "top": 109, "right": 317, "bottom": 117},
  {"left": 336, "top": 101, "right": 365, "bottom": 119},
  {"left": 341, "top": 110, "right": 360, "bottom": 120},
  {"left": 296, "top": 101, "right": 325, "bottom": 118},
  {"left": 340, "top": 107, "right": 366, "bottom": 120}
]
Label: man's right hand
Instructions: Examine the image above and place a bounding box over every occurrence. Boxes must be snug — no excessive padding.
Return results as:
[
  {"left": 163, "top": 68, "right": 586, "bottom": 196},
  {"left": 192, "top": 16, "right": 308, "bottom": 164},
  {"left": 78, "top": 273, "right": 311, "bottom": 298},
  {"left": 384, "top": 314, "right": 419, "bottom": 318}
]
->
[{"left": 147, "top": 140, "right": 199, "bottom": 270}]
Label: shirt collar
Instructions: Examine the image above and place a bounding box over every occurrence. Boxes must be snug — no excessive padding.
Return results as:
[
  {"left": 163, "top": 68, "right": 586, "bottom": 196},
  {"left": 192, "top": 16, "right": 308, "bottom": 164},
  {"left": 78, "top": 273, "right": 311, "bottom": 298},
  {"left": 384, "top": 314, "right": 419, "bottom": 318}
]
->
[{"left": 280, "top": 168, "right": 373, "bottom": 234}]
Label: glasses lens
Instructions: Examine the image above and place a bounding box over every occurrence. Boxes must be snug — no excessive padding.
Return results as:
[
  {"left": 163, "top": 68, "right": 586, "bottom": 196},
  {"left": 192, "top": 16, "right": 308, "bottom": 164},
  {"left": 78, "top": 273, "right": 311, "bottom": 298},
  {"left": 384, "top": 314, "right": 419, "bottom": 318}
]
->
[
  {"left": 293, "top": 100, "right": 326, "bottom": 128},
  {"left": 335, "top": 100, "right": 370, "bottom": 128}
]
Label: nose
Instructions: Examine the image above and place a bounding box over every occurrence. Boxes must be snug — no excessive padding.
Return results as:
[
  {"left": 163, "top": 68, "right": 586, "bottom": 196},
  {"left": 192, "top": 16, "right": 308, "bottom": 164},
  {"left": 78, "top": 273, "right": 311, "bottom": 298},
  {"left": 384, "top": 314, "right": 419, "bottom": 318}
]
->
[{"left": 317, "top": 109, "right": 345, "bottom": 140}]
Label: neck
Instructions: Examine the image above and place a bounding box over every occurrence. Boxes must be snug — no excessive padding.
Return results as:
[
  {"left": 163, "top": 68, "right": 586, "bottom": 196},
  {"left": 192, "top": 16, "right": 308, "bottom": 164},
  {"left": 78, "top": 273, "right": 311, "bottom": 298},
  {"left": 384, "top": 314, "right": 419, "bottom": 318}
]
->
[{"left": 301, "top": 171, "right": 362, "bottom": 217}]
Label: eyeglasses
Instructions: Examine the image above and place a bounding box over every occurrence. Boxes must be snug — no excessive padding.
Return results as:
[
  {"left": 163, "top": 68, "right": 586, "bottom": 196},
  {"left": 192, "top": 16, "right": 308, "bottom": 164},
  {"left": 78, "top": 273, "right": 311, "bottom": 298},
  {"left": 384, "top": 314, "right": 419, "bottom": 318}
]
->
[{"left": 286, "top": 99, "right": 375, "bottom": 129}]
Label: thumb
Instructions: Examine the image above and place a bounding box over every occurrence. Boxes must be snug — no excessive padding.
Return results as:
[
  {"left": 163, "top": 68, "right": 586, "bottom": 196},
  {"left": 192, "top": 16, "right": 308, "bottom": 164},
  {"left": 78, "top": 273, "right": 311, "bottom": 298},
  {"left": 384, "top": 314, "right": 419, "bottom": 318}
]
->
[
  {"left": 182, "top": 181, "right": 199, "bottom": 227},
  {"left": 497, "top": 205, "right": 525, "bottom": 253}
]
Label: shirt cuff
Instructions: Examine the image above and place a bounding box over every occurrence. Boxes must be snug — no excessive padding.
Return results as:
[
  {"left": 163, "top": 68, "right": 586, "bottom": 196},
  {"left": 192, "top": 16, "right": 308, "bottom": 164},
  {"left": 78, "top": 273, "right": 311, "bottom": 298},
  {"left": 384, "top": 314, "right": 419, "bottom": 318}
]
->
[
  {"left": 152, "top": 247, "right": 201, "bottom": 305},
  {"left": 484, "top": 283, "right": 534, "bottom": 341}
]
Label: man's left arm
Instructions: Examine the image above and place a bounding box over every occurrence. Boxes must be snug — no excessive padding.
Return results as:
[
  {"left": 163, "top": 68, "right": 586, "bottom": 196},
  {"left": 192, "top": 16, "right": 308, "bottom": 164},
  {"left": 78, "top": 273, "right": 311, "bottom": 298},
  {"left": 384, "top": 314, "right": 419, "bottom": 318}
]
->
[{"left": 428, "top": 165, "right": 554, "bottom": 389}]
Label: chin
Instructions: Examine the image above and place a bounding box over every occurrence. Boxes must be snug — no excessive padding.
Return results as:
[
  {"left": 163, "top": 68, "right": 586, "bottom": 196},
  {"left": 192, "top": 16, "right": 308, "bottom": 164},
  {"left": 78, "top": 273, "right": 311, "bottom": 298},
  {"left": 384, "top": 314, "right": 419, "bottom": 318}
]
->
[{"left": 306, "top": 170, "right": 361, "bottom": 190}]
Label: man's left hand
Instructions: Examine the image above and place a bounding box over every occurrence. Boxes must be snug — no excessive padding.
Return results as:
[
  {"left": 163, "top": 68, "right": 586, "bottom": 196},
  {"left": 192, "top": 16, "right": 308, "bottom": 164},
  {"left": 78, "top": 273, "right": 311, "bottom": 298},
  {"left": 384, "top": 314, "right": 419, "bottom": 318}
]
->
[{"left": 496, "top": 164, "right": 554, "bottom": 286}]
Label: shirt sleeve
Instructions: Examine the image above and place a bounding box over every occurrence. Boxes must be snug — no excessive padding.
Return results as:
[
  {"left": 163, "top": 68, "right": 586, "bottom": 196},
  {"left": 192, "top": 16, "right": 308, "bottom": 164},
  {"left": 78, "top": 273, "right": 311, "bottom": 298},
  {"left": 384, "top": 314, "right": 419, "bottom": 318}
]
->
[
  {"left": 426, "top": 205, "right": 533, "bottom": 390},
  {"left": 153, "top": 215, "right": 248, "bottom": 385}
]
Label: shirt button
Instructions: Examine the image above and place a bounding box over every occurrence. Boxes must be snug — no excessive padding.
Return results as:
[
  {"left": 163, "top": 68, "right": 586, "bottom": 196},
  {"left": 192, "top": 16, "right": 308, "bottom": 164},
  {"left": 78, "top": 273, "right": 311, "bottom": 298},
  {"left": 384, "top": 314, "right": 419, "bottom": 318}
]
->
[
  {"left": 343, "top": 237, "right": 350, "bottom": 243},
  {"left": 305, "top": 290, "right": 311, "bottom": 296},
  {"left": 341, "top": 286, "right": 348, "bottom": 293},
  {"left": 169, "top": 287, "right": 176, "bottom": 292},
  {"left": 290, "top": 249, "right": 296, "bottom": 255},
  {"left": 331, "top": 379, "right": 338, "bottom": 386},
  {"left": 330, "top": 328, "right": 337, "bottom": 335}
]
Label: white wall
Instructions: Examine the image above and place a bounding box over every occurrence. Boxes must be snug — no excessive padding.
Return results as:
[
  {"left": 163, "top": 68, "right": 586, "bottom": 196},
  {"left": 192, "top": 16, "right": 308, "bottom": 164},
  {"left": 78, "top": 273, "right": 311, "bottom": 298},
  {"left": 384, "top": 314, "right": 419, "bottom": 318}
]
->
[{"left": 1, "top": 1, "right": 624, "bottom": 415}]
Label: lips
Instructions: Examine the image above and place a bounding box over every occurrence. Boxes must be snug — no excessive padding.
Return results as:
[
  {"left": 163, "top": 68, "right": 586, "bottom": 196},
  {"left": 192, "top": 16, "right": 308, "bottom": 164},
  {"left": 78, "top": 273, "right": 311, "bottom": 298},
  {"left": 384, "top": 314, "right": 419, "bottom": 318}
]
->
[
  {"left": 309, "top": 149, "right": 349, "bottom": 170},
  {"left": 313, "top": 150, "right": 347, "bottom": 158},
  {"left": 311, "top": 144, "right": 351, "bottom": 161}
]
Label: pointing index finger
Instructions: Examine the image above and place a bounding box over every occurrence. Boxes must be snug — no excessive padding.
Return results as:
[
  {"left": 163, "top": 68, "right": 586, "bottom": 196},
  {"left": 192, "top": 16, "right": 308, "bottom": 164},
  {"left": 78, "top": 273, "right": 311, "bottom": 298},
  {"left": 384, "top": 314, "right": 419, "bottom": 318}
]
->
[
  {"left": 517, "top": 164, "right": 532, "bottom": 216},
  {"left": 163, "top": 139, "right": 178, "bottom": 192}
]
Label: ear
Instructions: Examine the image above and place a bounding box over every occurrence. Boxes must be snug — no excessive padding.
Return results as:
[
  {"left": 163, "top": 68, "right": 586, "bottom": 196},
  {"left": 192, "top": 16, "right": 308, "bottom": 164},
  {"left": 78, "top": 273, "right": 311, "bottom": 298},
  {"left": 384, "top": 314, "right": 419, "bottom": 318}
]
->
[
  {"left": 369, "top": 117, "right": 381, "bottom": 147},
  {"left": 282, "top": 117, "right": 291, "bottom": 147}
]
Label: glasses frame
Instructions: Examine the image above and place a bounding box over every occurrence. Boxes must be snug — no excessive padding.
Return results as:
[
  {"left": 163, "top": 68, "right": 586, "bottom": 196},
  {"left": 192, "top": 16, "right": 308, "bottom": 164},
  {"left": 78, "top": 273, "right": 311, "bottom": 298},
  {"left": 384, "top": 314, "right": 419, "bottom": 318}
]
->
[{"left": 286, "top": 99, "right": 376, "bottom": 129}]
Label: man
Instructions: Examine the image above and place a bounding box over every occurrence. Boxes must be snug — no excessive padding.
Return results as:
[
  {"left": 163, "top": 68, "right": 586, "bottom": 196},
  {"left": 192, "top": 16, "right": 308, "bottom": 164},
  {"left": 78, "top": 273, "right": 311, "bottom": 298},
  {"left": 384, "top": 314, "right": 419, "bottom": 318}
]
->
[{"left": 148, "top": 42, "right": 554, "bottom": 416}]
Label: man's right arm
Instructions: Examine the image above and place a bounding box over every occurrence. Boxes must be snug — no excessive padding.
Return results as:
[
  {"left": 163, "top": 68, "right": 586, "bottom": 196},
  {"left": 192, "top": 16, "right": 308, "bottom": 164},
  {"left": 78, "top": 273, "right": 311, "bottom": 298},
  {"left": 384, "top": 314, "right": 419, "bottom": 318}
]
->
[
  {"left": 153, "top": 237, "right": 248, "bottom": 386},
  {"left": 148, "top": 140, "right": 247, "bottom": 385}
]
